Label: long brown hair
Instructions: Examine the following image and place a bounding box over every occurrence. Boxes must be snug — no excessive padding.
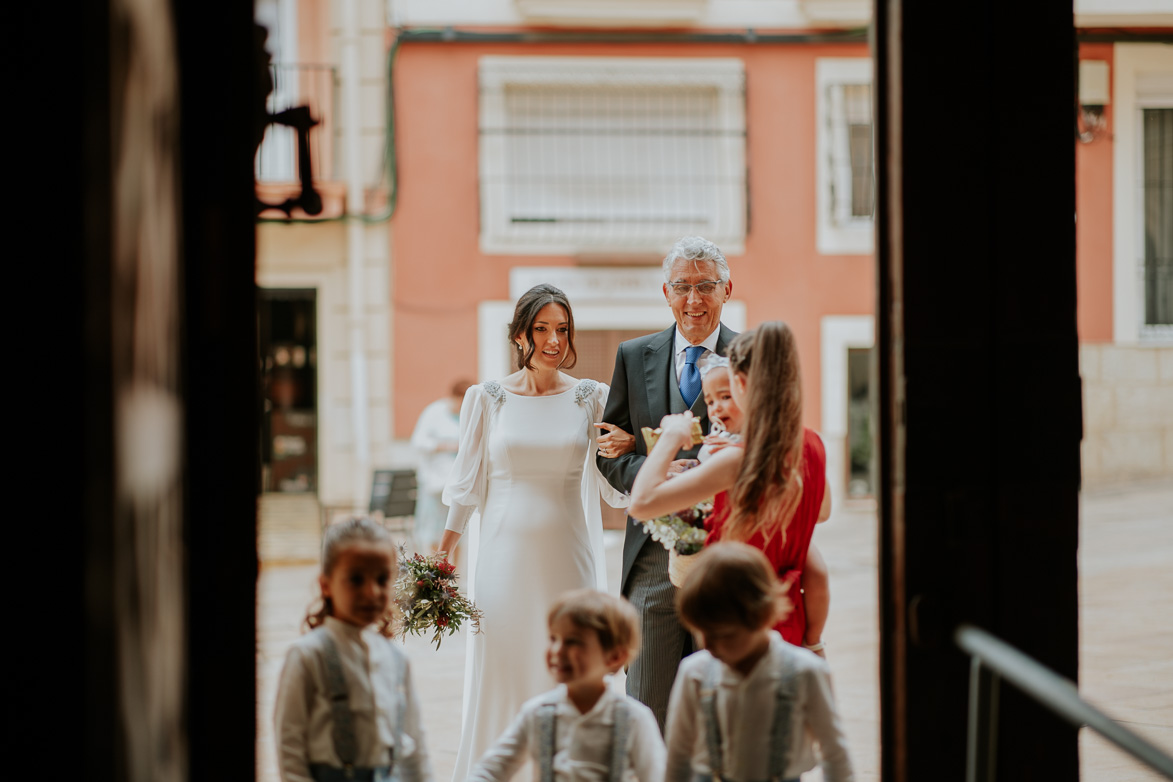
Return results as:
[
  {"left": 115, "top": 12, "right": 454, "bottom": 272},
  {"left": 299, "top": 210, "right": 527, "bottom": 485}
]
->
[
  {"left": 724, "top": 321, "right": 804, "bottom": 542},
  {"left": 508, "top": 284, "right": 578, "bottom": 371}
]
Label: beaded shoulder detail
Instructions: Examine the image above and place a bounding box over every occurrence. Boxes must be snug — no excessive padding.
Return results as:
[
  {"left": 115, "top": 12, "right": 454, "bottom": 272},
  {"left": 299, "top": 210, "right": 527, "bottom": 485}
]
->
[
  {"left": 481, "top": 380, "right": 506, "bottom": 404},
  {"left": 573, "top": 378, "right": 599, "bottom": 406}
]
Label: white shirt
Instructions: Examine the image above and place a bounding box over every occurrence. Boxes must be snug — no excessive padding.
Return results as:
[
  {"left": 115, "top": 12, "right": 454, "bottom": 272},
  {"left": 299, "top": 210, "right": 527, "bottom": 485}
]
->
[
  {"left": 665, "top": 632, "right": 854, "bottom": 782},
  {"left": 467, "top": 684, "right": 666, "bottom": 782},
  {"left": 273, "top": 618, "right": 432, "bottom": 782},
  {"left": 672, "top": 327, "right": 722, "bottom": 384},
  {"left": 411, "top": 398, "right": 461, "bottom": 493}
]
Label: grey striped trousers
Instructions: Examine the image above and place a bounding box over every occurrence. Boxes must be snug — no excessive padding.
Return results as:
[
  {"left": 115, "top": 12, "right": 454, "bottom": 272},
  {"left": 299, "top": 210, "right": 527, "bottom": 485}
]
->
[{"left": 624, "top": 540, "right": 694, "bottom": 733}]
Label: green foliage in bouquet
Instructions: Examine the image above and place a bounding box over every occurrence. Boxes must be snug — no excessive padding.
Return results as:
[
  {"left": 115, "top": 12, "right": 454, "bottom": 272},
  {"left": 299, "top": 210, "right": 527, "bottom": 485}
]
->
[
  {"left": 395, "top": 548, "right": 483, "bottom": 649},
  {"left": 639, "top": 500, "right": 713, "bottom": 556}
]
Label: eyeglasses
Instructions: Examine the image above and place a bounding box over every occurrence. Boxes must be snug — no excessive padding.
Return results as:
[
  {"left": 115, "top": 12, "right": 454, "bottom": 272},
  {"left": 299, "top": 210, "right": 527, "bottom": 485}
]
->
[{"left": 667, "top": 280, "right": 726, "bottom": 297}]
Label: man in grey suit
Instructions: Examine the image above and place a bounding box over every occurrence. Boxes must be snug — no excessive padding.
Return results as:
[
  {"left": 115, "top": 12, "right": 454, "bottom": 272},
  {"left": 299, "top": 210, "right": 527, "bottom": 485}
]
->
[{"left": 596, "top": 236, "right": 736, "bottom": 731}]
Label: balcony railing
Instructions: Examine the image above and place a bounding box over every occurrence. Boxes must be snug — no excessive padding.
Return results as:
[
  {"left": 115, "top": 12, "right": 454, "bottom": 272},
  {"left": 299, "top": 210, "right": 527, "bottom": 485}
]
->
[{"left": 256, "top": 63, "right": 336, "bottom": 184}]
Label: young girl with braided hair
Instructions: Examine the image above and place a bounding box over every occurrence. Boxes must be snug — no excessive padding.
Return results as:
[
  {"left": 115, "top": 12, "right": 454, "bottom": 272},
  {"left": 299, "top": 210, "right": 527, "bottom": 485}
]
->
[{"left": 274, "top": 517, "right": 432, "bottom": 782}]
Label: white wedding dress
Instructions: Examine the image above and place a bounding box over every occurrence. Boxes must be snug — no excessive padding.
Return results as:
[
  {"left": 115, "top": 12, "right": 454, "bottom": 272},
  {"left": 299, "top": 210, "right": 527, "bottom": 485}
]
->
[{"left": 442, "top": 378, "right": 627, "bottom": 781}]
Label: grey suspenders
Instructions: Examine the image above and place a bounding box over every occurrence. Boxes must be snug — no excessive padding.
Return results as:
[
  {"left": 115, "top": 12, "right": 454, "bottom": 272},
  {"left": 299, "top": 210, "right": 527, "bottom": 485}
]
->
[
  {"left": 321, "top": 633, "right": 360, "bottom": 771},
  {"left": 320, "top": 632, "right": 405, "bottom": 779},
  {"left": 608, "top": 702, "right": 631, "bottom": 782},
  {"left": 698, "top": 655, "right": 798, "bottom": 782},
  {"left": 537, "top": 697, "right": 632, "bottom": 782},
  {"left": 537, "top": 703, "right": 557, "bottom": 782}
]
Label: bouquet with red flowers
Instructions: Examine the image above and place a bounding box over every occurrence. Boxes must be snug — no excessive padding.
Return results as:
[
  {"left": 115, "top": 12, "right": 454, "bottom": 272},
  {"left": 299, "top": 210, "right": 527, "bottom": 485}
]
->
[{"left": 395, "top": 549, "right": 483, "bottom": 649}]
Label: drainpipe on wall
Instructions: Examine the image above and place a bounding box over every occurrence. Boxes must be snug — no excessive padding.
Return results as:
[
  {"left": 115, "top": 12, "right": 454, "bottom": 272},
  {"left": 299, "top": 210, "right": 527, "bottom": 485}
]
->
[{"left": 341, "top": 0, "right": 371, "bottom": 506}]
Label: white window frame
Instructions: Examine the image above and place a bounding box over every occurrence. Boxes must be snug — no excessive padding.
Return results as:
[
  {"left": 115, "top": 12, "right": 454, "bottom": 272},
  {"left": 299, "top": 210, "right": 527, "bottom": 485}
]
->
[
  {"left": 816, "top": 57, "right": 874, "bottom": 255},
  {"left": 1112, "top": 44, "right": 1173, "bottom": 345},
  {"left": 820, "top": 315, "right": 875, "bottom": 508},
  {"left": 478, "top": 55, "right": 747, "bottom": 255},
  {"left": 255, "top": 0, "right": 300, "bottom": 183}
]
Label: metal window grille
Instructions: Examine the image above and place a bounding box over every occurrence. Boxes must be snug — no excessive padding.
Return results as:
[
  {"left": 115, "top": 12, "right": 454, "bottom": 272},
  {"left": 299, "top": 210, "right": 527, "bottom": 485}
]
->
[
  {"left": 480, "top": 61, "right": 747, "bottom": 253},
  {"left": 1142, "top": 108, "right": 1172, "bottom": 329}
]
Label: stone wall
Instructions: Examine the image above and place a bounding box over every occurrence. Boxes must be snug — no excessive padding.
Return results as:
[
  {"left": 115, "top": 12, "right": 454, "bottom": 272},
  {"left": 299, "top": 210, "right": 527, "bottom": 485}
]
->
[{"left": 1081, "top": 344, "right": 1173, "bottom": 486}]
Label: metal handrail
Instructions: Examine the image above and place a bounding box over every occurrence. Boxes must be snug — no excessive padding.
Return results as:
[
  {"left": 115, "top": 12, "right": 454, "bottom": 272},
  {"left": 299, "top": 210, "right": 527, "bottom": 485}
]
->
[{"left": 955, "top": 623, "right": 1173, "bottom": 781}]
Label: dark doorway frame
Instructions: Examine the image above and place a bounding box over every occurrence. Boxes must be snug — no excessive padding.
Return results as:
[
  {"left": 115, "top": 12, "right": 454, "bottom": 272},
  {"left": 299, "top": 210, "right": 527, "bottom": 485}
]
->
[
  {"left": 873, "top": 1, "right": 1082, "bottom": 780},
  {"left": 34, "top": 0, "right": 1088, "bottom": 777}
]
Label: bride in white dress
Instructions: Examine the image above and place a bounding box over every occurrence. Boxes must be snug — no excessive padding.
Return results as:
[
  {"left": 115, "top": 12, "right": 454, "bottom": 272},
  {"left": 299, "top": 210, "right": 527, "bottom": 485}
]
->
[{"left": 437, "top": 284, "right": 634, "bottom": 781}]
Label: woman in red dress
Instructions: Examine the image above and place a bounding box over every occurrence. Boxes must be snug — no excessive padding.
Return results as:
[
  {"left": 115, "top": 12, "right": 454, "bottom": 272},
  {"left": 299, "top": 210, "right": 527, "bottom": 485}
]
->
[{"left": 629, "top": 321, "right": 831, "bottom": 652}]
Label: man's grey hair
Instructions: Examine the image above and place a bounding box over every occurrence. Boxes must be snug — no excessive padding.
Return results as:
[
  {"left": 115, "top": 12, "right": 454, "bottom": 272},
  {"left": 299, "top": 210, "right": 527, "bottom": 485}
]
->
[{"left": 662, "top": 236, "right": 731, "bottom": 282}]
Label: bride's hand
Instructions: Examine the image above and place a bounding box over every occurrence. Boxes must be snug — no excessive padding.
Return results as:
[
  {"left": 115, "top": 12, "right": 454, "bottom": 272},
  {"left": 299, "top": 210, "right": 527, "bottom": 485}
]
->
[
  {"left": 657, "top": 412, "right": 697, "bottom": 450},
  {"left": 594, "top": 423, "right": 635, "bottom": 459}
]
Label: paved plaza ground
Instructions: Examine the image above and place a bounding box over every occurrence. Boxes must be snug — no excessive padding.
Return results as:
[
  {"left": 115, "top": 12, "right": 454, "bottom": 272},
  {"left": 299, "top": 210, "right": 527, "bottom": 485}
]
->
[{"left": 257, "top": 480, "right": 1172, "bottom": 781}]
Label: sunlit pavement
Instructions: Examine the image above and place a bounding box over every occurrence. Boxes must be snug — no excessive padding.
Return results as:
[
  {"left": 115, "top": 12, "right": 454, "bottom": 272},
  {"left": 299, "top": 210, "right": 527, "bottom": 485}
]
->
[{"left": 257, "top": 480, "right": 1173, "bottom": 782}]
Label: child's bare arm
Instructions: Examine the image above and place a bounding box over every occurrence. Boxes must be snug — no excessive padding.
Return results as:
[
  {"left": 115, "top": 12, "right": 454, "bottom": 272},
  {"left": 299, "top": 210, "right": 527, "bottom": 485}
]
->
[
  {"left": 802, "top": 544, "right": 830, "bottom": 656},
  {"left": 629, "top": 415, "right": 740, "bottom": 520}
]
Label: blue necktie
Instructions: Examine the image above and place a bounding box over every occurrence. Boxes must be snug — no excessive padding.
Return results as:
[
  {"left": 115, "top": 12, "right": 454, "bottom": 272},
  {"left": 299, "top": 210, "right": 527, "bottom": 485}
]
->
[{"left": 680, "top": 345, "right": 705, "bottom": 408}]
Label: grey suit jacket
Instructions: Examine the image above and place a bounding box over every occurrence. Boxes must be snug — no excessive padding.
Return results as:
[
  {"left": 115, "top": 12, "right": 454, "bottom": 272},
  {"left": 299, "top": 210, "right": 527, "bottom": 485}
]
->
[{"left": 597, "top": 323, "right": 738, "bottom": 593}]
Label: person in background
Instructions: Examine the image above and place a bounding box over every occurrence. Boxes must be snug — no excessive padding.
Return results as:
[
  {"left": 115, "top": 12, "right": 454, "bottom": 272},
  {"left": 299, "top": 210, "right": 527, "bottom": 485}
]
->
[{"left": 411, "top": 379, "right": 473, "bottom": 559}]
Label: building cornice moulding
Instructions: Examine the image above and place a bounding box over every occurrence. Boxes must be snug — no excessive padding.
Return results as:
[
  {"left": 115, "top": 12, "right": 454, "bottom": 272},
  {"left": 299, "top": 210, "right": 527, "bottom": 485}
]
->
[
  {"left": 513, "top": 0, "right": 708, "bottom": 27},
  {"left": 798, "top": 0, "right": 870, "bottom": 27}
]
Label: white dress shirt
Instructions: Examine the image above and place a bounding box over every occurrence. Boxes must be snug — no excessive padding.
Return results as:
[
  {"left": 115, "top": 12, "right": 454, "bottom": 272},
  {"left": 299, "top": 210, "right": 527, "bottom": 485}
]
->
[
  {"left": 467, "top": 684, "right": 666, "bottom": 782},
  {"left": 673, "top": 327, "right": 722, "bottom": 383},
  {"left": 411, "top": 398, "right": 461, "bottom": 494},
  {"left": 664, "top": 632, "right": 854, "bottom": 782},
  {"left": 274, "top": 617, "right": 432, "bottom": 782}
]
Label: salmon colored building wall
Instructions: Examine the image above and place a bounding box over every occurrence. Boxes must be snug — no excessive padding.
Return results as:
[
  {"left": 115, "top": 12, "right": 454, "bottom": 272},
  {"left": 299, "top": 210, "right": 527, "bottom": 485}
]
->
[
  {"left": 390, "top": 41, "right": 875, "bottom": 435},
  {"left": 1076, "top": 43, "right": 1115, "bottom": 343}
]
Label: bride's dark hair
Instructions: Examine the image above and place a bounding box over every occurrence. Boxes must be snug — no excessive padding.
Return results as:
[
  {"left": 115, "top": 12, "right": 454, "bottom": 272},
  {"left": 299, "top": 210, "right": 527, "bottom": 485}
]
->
[
  {"left": 508, "top": 284, "right": 578, "bottom": 371},
  {"left": 724, "top": 321, "right": 804, "bottom": 543}
]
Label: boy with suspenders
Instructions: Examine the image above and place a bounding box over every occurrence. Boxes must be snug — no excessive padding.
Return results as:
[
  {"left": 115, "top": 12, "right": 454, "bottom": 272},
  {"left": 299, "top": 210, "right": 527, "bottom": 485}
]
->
[{"left": 468, "top": 590, "right": 665, "bottom": 782}]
